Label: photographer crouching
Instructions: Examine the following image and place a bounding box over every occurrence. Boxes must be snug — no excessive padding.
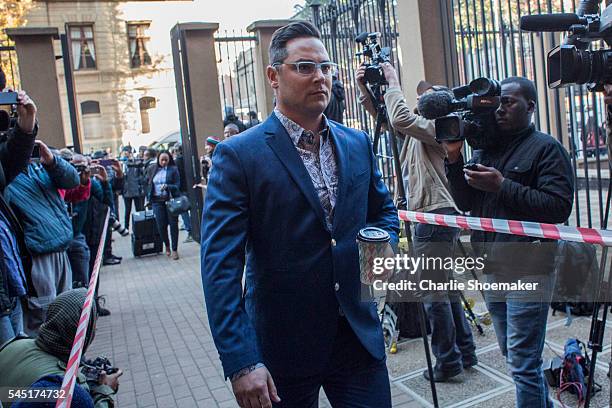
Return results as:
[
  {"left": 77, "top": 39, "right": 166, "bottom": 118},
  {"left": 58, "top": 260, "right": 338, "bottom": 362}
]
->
[
  {"left": 443, "top": 77, "right": 573, "bottom": 407},
  {"left": 356, "top": 62, "right": 477, "bottom": 382}
]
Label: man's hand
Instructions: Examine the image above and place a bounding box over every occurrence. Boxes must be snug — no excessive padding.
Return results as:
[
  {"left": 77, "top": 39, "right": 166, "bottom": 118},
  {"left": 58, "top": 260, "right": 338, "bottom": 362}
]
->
[
  {"left": 92, "top": 164, "right": 108, "bottom": 183},
  {"left": 110, "top": 160, "right": 123, "bottom": 178},
  {"left": 355, "top": 65, "right": 369, "bottom": 93},
  {"left": 36, "top": 141, "right": 55, "bottom": 167},
  {"left": 381, "top": 62, "right": 400, "bottom": 88},
  {"left": 231, "top": 366, "right": 281, "bottom": 408},
  {"left": 14, "top": 90, "right": 37, "bottom": 134},
  {"left": 99, "top": 369, "right": 123, "bottom": 392},
  {"left": 442, "top": 140, "right": 464, "bottom": 163},
  {"left": 463, "top": 164, "right": 505, "bottom": 192}
]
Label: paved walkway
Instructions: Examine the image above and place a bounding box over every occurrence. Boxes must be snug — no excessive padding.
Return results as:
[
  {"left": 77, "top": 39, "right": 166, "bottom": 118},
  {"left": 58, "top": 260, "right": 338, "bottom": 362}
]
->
[{"left": 88, "top": 228, "right": 611, "bottom": 407}]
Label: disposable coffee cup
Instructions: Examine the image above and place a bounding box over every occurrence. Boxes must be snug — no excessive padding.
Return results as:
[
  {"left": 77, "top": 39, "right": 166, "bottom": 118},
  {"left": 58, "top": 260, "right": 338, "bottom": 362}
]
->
[{"left": 357, "top": 227, "right": 391, "bottom": 285}]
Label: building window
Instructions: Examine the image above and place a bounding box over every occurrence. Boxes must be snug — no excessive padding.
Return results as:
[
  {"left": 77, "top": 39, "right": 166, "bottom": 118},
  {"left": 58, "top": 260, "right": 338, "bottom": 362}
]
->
[
  {"left": 81, "top": 100, "right": 100, "bottom": 115},
  {"left": 139, "top": 96, "right": 156, "bottom": 134},
  {"left": 128, "top": 22, "right": 152, "bottom": 68},
  {"left": 69, "top": 24, "right": 96, "bottom": 70}
]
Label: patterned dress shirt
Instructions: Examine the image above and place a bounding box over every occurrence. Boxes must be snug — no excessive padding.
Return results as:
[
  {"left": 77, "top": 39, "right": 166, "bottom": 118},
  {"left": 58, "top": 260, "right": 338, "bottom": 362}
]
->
[{"left": 274, "top": 108, "right": 339, "bottom": 231}]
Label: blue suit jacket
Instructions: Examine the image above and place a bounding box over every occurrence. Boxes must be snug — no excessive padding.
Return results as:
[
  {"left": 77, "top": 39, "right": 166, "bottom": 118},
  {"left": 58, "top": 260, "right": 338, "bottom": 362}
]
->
[{"left": 201, "top": 114, "right": 399, "bottom": 379}]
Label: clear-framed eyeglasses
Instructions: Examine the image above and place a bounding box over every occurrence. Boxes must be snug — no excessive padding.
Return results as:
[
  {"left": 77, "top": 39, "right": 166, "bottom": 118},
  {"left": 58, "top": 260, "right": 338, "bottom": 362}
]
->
[{"left": 273, "top": 61, "right": 338, "bottom": 77}]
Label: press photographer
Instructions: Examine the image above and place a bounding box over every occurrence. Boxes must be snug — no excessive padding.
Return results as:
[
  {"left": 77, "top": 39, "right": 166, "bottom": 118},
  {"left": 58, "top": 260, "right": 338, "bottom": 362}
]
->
[
  {"left": 356, "top": 61, "right": 477, "bottom": 383},
  {"left": 442, "top": 76, "right": 574, "bottom": 407}
]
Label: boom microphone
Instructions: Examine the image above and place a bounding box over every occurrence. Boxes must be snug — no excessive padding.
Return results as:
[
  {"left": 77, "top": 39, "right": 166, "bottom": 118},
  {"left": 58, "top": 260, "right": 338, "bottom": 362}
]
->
[
  {"left": 355, "top": 32, "right": 369, "bottom": 44},
  {"left": 520, "top": 13, "right": 587, "bottom": 32},
  {"left": 417, "top": 90, "right": 455, "bottom": 120}
]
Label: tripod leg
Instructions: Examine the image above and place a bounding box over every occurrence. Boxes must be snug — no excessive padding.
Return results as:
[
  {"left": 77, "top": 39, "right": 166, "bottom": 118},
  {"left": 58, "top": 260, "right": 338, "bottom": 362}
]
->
[
  {"left": 585, "top": 246, "right": 609, "bottom": 407},
  {"left": 460, "top": 291, "right": 484, "bottom": 335}
]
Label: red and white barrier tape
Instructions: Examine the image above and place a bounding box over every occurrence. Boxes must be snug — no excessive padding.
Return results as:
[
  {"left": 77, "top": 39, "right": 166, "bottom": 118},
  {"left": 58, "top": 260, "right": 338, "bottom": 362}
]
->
[
  {"left": 56, "top": 209, "right": 110, "bottom": 408},
  {"left": 399, "top": 210, "right": 612, "bottom": 247}
]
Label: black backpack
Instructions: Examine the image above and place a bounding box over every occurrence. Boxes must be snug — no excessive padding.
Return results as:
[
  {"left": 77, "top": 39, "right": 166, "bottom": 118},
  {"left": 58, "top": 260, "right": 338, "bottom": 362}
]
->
[{"left": 550, "top": 241, "right": 598, "bottom": 322}]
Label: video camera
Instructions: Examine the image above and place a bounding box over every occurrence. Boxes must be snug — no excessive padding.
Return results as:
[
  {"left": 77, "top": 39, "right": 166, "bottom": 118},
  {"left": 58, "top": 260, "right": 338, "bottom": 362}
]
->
[
  {"left": 520, "top": 0, "right": 612, "bottom": 91},
  {"left": 355, "top": 32, "right": 391, "bottom": 87},
  {"left": 417, "top": 77, "right": 501, "bottom": 149}
]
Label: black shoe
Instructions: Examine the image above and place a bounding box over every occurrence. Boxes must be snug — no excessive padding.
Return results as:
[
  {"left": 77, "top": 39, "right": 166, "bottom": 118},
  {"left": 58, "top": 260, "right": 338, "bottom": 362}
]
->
[
  {"left": 110, "top": 254, "right": 122, "bottom": 261},
  {"left": 103, "top": 257, "right": 121, "bottom": 266},
  {"left": 97, "top": 306, "right": 111, "bottom": 316},
  {"left": 96, "top": 296, "right": 111, "bottom": 317},
  {"left": 463, "top": 355, "right": 478, "bottom": 369},
  {"left": 423, "top": 367, "right": 463, "bottom": 382}
]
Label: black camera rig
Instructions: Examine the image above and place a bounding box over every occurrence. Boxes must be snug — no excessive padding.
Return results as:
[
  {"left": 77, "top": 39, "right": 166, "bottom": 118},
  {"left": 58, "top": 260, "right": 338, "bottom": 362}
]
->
[
  {"left": 417, "top": 77, "right": 501, "bottom": 149},
  {"left": 355, "top": 32, "right": 391, "bottom": 87},
  {"left": 520, "top": 0, "right": 612, "bottom": 91}
]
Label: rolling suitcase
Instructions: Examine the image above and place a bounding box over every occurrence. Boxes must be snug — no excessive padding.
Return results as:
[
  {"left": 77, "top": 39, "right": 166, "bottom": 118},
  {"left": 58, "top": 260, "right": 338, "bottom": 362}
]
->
[{"left": 131, "top": 210, "right": 162, "bottom": 257}]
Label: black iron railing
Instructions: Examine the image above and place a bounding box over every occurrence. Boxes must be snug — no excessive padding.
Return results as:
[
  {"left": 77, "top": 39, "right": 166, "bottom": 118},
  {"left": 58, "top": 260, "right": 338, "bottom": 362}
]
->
[
  {"left": 215, "top": 31, "right": 261, "bottom": 127},
  {"left": 311, "top": 0, "right": 401, "bottom": 193},
  {"left": 450, "top": 0, "right": 609, "bottom": 229}
]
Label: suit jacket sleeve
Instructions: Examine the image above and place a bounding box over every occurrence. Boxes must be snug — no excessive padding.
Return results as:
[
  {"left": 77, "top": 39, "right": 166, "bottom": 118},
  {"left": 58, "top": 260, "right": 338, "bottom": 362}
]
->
[
  {"left": 363, "top": 131, "right": 400, "bottom": 243},
  {"left": 200, "top": 142, "right": 261, "bottom": 379}
]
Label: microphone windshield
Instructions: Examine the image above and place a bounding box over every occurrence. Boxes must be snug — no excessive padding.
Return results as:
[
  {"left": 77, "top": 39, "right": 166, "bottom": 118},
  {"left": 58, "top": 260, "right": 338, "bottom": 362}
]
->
[
  {"left": 520, "top": 13, "right": 584, "bottom": 32},
  {"left": 417, "top": 90, "right": 455, "bottom": 120}
]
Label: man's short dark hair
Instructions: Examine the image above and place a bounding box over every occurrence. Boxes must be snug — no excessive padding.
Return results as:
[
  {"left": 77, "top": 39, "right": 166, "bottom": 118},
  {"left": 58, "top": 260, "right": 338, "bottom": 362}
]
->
[
  {"left": 501, "top": 76, "right": 538, "bottom": 103},
  {"left": 269, "top": 21, "right": 322, "bottom": 65}
]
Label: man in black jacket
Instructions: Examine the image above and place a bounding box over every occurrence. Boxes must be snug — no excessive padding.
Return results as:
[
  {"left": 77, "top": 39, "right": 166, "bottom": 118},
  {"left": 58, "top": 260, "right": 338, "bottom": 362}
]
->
[{"left": 442, "top": 76, "right": 573, "bottom": 408}]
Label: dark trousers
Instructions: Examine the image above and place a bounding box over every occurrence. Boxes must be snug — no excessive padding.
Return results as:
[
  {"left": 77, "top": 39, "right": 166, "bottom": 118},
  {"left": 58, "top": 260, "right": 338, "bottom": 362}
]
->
[
  {"left": 124, "top": 195, "right": 145, "bottom": 228},
  {"left": 67, "top": 233, "right": 91, "bottom": 287},
  {"left": 273, "top": 317, "right": 391, "bottom": 408},
  {"left": 152, "top": 201, "right": 179, "bottom": 251},
  {"left": 413, "top": 208, "right": 476, "bottom": 374}
]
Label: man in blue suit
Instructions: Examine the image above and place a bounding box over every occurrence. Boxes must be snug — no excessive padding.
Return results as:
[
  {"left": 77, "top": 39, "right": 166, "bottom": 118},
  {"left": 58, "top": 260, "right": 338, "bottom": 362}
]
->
[{"left": 201, "top": 21, "right": 399, "bottom": 408}]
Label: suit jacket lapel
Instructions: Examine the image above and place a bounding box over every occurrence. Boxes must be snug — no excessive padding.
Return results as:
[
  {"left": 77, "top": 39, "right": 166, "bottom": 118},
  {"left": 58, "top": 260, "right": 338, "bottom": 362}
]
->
[
  {"left": 329, "top": 123, "right": 350, "bottom": 233},
  {"left": 264, "top": 115, "right": 327, "bottom": 229}
]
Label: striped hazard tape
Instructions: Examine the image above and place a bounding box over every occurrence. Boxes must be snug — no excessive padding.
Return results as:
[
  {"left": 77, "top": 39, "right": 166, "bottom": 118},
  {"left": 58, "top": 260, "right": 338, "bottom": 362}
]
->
[
  {"left": 56, "top": 209, "right": 110, "bottom": 408},
  {"left": 399, "top": 210, "right": 612, "bottom": 247}
]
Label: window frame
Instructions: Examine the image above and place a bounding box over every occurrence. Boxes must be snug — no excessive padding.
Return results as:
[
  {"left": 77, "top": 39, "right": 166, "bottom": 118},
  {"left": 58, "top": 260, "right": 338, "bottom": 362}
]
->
[
  {"left": 126, "top": 21, "right": 153, "bottom": 69},
  {"left": 67, "top": 23, "right": 98, "bottom": 71}
]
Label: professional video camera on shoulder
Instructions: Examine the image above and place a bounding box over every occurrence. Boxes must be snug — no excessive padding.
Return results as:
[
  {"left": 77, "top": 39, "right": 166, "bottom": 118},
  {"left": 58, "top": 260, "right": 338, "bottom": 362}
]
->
[
  {"left": 417, "top": 77, "right": 501, "bottom": 149},
  {"left": 355, "top": 32, "right": 392, "bottom": 87},
  {"left": 520, "top": 0, "right": 612, "bottom": 91}
]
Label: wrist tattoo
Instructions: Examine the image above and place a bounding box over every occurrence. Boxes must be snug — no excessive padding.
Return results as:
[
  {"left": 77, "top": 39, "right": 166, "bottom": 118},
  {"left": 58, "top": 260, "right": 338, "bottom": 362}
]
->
[{"left": 230, "top": 363, "right": 265, "bottom": 382}]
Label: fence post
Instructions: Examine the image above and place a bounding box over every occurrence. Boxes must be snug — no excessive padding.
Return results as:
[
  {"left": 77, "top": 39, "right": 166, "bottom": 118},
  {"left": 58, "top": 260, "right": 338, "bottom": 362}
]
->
[
  {"left": 6, "top": 27, "right": 67, "bottom": 148},
  {"left": 532, "top": 32, "right": 569, "bottom": 150},
  {"left": 170, "top": 22, "right": 222, "bottom": 243},
  {"left": 394, "top": 0, "right": 458, "bottom": 108},
  {"left": 247, "top": 20, "right": 296, "bottom": 118}
]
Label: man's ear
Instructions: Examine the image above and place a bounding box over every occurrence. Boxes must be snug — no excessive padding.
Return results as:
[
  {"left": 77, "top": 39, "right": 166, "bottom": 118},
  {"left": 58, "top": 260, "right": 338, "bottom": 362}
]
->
[
  {"left": 527, "top": 100, "right": 536, "bottom": 114},
  {"left": 267, "top": 65, "right": 279, "bottom": 89}
]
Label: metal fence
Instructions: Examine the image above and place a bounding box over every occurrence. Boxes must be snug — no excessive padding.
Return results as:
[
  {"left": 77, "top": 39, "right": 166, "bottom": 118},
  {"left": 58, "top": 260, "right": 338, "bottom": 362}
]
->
[
  {"left": 0, "top": 39, "right": 19, "bottom": 89},
  {"left": 215, "top": 31, "right": 261, "bottom": 128},
  {"left": 449, "top": 0, "right": 610, "bottom": 229},
  {"left": 311, "top": 0, "right": 401, "bottom": 192}
]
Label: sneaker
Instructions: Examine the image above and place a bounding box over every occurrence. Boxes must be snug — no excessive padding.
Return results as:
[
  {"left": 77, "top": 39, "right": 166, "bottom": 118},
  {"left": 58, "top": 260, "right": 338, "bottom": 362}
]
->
[
  {"left": 172, "top": 251, "right": 179, "bottom": 260},
  {"left": 184, "top": 234, "right": 194, "bottom": 243},
  {"left": 422, "top": 367, "right": 463, "bottom": 382}
]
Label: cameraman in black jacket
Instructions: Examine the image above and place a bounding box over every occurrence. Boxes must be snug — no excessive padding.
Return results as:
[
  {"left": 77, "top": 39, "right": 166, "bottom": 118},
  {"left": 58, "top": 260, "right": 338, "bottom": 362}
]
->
[
  {"left": 0, "top": 68, "right": 39, "bottom": 345},
  {"left": 443, "top": 76, "right": 573, "bottom": 407}
]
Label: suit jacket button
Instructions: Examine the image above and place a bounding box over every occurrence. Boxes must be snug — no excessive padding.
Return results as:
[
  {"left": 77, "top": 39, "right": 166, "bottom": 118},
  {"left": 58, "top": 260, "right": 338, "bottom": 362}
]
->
[
  {"left": 331, "top": 239, "right": 337, "bottom": 247},
  {"left": 334, "top": 282, "right": 340, "bottom": 291}
]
